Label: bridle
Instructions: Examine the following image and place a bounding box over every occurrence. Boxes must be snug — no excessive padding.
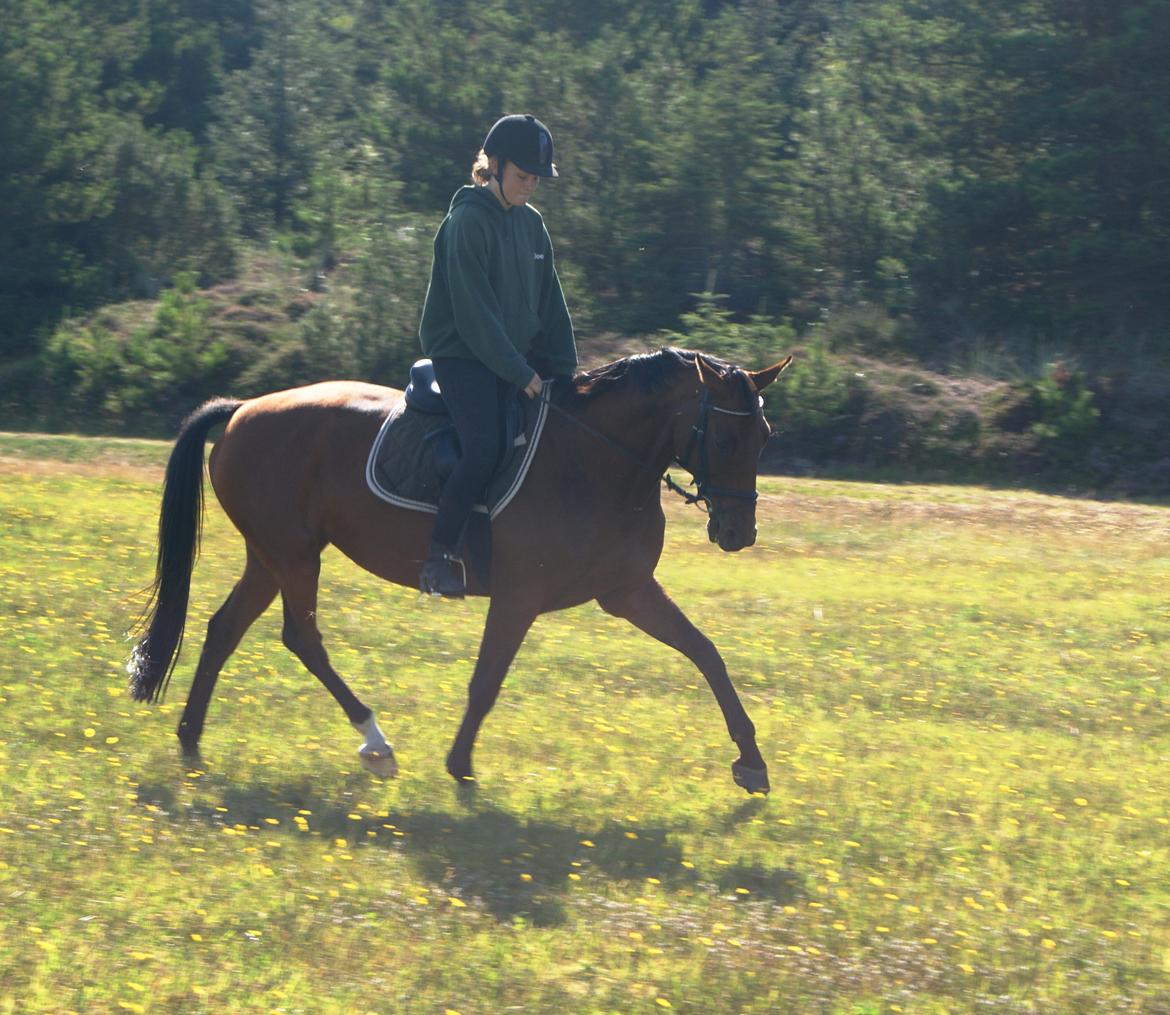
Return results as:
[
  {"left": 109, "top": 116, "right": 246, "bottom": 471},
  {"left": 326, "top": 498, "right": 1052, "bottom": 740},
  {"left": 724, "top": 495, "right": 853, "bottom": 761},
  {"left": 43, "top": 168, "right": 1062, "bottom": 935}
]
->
[
  {"left": 666, "top": 376, "right": 764, "bottom": 512},
  {"left": 542, "top": 369, "right": 765, "bottom": 514}
]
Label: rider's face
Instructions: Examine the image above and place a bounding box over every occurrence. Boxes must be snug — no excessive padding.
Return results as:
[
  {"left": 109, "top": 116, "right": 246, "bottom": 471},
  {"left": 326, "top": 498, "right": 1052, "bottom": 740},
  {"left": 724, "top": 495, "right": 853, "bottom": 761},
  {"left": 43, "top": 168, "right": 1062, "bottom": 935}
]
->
[{"left": 494, "top": 160, "right": 540, "bottom": 207}]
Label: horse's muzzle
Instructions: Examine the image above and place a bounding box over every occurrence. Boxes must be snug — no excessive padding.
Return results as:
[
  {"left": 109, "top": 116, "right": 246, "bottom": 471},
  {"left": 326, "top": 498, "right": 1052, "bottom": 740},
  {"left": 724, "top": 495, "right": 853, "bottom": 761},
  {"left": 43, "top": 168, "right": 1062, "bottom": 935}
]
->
[{"left": 708, "top": 511, "right": 757, "bottom": 552}]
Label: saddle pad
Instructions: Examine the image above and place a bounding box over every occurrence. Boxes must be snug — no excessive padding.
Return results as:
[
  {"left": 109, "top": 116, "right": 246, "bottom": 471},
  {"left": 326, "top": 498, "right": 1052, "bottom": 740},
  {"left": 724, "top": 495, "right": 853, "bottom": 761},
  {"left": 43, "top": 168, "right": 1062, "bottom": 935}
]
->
[{"left": 365, "top": 389, "right": 550, "bottom": 520}]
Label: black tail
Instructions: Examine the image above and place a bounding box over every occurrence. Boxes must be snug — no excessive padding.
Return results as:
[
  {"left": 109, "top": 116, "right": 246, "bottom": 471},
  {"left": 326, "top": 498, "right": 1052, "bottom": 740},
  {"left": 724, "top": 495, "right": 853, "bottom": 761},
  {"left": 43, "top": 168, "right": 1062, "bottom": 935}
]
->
[{"left": 128, "top": 398, "right": 243, "bottom": 703}]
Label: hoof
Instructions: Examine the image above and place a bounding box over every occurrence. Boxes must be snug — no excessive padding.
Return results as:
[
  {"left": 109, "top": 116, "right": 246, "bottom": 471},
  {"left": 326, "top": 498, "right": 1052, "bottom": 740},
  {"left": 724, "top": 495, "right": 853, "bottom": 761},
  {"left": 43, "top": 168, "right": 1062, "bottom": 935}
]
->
[
  {"left": 359, "top": 745, "right": 398, "bottom": 778},
  {"left": 732, "top": 761, "right": 770, "bottom": 795},
  {"left": 178, "top": 737, "right": 204, "bottom": 768},
  {"left": 445, "top": 749, "right": 474, "bottom": 784}
]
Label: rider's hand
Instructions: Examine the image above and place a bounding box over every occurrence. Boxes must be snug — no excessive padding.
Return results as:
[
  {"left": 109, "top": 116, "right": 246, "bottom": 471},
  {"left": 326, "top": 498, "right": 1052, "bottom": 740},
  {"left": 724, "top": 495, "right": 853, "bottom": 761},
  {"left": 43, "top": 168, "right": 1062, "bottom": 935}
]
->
[{"left": 523, "top": 373, "right": 543, "bottom": 399}]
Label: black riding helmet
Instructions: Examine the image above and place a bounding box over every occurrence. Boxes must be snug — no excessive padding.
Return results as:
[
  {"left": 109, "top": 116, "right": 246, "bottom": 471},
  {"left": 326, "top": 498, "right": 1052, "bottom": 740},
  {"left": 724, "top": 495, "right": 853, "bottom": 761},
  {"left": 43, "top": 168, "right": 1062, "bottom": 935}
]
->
[{"left": 483, "top": 114, "right": 558, "bottom": 178}]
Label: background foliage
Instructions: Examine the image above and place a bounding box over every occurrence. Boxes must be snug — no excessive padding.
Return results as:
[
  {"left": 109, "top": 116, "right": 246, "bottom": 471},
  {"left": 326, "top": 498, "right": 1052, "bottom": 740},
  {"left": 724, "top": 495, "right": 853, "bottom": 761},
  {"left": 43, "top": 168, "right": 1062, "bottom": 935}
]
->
[{"left": 2, "top": 0, "right": 1168, "bottom": 474}]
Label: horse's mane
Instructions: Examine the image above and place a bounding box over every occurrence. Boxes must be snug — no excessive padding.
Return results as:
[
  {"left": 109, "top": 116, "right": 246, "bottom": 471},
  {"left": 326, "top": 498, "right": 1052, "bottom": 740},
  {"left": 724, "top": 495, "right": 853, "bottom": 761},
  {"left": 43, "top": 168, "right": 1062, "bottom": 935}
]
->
[{"left": 557, "top": 347, "right": 731, "bottom": 407}]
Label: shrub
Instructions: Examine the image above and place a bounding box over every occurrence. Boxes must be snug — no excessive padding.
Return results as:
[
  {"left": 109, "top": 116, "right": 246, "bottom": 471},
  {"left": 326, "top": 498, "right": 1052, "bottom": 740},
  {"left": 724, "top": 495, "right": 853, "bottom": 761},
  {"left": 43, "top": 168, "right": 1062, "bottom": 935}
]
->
[
  {"left": 819, "top": 303, "right": 907, "bottom": 355},
  {"left": 663, "top": 293, "right": 858, "bottom": 441},
  {"left": 660, "top": 291, "right": 796, "bottom": 369},
  {"left": 1029, "top": 361, "right": 1099, "bottom": 443},
  {"left": 766, "top": 330, "right": 856, "bottom": 434},
  {"left": 41, "top": 273, "right": 228, "bottom": 427}
]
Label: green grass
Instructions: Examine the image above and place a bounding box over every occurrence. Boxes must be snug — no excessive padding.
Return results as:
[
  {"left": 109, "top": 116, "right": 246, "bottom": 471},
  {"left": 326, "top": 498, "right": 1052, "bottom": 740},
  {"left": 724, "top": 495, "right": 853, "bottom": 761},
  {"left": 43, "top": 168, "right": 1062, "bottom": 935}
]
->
[{"left": 1, "top": 434, "right": 1169, "bottom": 1014}]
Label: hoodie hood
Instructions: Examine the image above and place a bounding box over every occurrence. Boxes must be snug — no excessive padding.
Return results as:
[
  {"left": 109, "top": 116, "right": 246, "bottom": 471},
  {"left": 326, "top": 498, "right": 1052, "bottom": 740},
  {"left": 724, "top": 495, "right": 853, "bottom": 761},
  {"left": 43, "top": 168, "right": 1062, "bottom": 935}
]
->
[{"left": 449, "top": 184, "right": 505, "bottom": 215}]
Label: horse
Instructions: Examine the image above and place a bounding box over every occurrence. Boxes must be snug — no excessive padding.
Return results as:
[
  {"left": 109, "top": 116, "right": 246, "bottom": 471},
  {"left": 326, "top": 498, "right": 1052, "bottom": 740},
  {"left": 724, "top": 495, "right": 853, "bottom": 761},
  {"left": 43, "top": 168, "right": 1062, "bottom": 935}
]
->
[{"left": 127, "top": 347, "right": 791, "bottom": 793}]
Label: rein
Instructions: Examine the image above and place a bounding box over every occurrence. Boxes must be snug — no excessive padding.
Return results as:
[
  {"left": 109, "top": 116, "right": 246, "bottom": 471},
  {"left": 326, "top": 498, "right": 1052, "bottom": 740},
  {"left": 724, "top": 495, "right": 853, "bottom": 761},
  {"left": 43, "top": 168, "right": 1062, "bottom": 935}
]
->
[{"left": 541, "top": 377, "right": 762, "bottom": 514}]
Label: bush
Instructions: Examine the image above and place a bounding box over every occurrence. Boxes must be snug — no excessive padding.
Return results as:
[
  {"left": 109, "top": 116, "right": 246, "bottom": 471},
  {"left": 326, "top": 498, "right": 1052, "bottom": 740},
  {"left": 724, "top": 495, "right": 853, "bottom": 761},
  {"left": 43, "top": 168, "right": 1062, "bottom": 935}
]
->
[
  {"left": 1029, "top": 361, "right": 1099, "bottom": 443},
  {"left": 819, "top": 303, "right": 907, "bottom": 355},
  {"left": 663, "top": 293, "right": 858, "bottom": 440},
  {"left": 42, "top": 273, "right": 229, "bottom": 427},
  {"left": 660, "top": 291, "right": 796, "bottom": 369},
  {"left": 766, "top": 330, "right": 856, "bottom": 435}
]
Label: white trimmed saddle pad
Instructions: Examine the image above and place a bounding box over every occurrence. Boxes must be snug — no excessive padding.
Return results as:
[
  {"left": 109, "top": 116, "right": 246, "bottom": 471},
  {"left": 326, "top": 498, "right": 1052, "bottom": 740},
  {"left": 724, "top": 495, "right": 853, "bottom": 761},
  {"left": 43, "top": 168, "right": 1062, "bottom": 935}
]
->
[{"left": 365, "top": 390, "right": 550, "bottom": 520}]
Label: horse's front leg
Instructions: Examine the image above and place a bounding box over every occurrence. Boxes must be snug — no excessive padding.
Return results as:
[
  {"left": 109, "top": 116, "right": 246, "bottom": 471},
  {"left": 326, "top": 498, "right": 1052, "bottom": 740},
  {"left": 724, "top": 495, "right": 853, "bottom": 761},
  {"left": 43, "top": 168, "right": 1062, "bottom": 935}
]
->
[
  {"left": 446, "top": 600, "right": 537, "bottom": 783},
  {"left": 598, "top": 579, "right": 769, "bottom": 794}
]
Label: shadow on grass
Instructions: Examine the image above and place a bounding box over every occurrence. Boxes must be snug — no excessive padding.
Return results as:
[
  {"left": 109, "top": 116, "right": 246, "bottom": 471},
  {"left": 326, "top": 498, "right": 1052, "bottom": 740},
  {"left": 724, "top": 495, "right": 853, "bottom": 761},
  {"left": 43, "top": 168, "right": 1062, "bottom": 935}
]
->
[{"left": 136, "top": 761, "right": 801, "bottom": 927}]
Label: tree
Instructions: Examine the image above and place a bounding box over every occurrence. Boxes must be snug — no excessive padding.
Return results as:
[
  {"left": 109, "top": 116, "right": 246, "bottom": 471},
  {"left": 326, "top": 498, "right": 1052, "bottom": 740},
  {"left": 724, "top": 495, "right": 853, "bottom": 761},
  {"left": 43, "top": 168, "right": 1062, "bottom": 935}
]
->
[
  {"left": 209, "top": 0, "right": 355, "bottom": 232},
  {"left": 912, "top": 0, "right": 1170, "bottom": 349}
]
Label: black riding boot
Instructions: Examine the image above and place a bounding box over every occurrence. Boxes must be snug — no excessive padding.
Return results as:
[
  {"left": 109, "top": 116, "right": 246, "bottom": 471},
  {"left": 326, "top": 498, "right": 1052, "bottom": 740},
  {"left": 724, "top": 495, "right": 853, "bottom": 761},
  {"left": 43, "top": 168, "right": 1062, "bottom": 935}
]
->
[{"left": 419, "top": 543, "right": 466, "bottom": 598}]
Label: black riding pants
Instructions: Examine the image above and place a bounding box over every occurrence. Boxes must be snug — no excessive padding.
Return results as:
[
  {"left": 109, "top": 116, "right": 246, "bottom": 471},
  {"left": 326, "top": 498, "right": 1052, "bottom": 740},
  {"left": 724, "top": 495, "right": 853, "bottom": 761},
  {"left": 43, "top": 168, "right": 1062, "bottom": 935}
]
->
[{"left": 430, "top": 356, "right": 514, "bottom": 548}]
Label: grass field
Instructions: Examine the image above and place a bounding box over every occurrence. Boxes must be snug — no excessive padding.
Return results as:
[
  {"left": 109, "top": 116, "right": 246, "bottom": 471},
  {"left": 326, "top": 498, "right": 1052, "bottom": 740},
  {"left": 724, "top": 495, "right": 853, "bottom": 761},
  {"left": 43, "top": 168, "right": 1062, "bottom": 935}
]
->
[{"left": 1, "top": 433, "right": 1169, "bottom": 1014}]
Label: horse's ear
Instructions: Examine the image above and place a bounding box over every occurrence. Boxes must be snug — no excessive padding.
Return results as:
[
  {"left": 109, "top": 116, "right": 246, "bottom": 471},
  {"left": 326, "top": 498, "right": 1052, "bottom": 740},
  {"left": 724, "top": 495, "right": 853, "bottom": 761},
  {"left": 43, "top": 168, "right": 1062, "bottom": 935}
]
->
[
  {"left": 748, "top": 355, "right": 793, "bottom": 392},
  {"left": 695, "top": 354, "right": 716, "bottom": 387}
]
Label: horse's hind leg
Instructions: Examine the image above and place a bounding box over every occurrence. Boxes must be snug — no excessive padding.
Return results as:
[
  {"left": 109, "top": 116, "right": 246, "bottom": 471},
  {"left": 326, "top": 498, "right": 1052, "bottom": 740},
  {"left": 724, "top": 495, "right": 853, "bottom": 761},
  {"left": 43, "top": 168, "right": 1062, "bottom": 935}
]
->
[
  {"left": 178, "top": 549, "right": 278, "bottom": 757},
  {"left": 277, "top": 555, "right": 397, "bottom": 777},
  {"left": 598, "top": 579, "right": 769, "bottom": 794}
]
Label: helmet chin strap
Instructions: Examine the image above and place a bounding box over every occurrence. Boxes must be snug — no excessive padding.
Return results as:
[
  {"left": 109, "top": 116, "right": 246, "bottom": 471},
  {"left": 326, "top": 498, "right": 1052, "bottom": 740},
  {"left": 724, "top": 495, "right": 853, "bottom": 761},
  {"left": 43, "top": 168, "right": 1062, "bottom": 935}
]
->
[{"left": 492, "top": 160, "right": 514, "bottom": 209}]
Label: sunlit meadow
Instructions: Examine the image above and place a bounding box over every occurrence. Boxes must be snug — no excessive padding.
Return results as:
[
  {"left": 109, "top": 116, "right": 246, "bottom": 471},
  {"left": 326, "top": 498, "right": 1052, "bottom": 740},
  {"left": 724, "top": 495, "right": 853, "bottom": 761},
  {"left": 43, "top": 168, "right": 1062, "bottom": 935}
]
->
[{"left": 1, "top": 432, "right": 1168, "bottom": 1013}]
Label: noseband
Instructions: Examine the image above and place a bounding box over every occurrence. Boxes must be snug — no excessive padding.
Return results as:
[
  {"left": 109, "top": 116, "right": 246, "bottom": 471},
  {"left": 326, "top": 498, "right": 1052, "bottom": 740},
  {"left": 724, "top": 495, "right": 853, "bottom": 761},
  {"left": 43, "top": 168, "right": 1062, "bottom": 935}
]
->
[{"left": 668, "top": 379, "right": 763, "bottom": 513}]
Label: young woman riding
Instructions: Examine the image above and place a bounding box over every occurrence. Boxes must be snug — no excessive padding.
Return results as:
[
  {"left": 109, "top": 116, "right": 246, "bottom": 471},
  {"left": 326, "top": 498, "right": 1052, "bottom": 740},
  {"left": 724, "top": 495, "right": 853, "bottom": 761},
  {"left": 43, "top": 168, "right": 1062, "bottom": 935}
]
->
[{"left": 417, "top": 113, "right": 578, "bottom": 597}]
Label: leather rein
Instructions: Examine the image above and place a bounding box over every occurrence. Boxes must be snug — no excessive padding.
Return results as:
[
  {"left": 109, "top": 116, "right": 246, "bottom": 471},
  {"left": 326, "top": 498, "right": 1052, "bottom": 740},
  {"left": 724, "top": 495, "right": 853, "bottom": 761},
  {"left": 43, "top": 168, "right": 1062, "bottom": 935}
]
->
[{"left": 542, "top": 373, "right": 764, "bottom": 514}]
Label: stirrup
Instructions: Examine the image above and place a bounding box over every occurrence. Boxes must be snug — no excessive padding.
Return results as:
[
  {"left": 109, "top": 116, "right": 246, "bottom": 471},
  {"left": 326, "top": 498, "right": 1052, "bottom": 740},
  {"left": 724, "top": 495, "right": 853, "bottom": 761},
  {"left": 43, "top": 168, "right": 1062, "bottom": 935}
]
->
[{"left": 420, "top": 547, "right": 466, "bottom": 598}]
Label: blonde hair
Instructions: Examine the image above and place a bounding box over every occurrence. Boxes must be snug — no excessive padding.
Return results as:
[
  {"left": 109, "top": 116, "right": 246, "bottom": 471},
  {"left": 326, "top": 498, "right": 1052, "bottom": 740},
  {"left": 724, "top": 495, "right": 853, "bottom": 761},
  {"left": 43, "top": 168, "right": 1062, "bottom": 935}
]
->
[{"left": 470, "top": 148, "right": 493, "bottom": 185}]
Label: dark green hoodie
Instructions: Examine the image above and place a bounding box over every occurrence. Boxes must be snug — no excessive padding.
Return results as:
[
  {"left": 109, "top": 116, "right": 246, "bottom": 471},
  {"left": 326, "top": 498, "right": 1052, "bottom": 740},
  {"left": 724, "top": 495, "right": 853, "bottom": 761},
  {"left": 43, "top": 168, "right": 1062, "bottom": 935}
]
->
[{"left": 418, "top": 186, "right": 577, "bottom": 388}]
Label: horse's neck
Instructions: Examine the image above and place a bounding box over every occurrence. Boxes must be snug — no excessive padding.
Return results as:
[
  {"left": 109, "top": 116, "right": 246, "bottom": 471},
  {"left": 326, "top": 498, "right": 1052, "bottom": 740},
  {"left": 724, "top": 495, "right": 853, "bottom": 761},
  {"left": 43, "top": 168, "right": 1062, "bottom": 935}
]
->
[{"left": 576, "top": 387, "right": 680, "bottom": 478}]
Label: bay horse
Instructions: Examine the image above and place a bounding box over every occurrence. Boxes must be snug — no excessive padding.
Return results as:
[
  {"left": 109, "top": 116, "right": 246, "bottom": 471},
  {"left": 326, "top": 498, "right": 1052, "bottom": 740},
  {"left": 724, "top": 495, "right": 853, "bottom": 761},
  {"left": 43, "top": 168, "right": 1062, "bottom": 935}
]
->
[{"left": 128, "top": 348, "right": 791, "bottom": 793}]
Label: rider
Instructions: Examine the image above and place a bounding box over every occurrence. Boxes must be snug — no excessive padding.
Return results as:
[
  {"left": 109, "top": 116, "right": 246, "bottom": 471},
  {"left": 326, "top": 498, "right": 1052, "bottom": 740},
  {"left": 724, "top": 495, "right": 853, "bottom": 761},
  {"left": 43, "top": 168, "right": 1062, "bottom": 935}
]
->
[{"left": 417, "top": 113, "right": 578, "bottom": 597}]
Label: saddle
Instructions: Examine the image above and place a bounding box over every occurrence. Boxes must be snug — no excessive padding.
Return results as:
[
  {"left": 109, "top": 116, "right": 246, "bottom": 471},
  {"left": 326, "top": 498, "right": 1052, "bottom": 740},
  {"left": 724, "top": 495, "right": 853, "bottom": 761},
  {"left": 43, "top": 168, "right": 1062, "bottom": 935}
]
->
[{"left": 365, "top": 359, "right": 549, "bottom": 522}]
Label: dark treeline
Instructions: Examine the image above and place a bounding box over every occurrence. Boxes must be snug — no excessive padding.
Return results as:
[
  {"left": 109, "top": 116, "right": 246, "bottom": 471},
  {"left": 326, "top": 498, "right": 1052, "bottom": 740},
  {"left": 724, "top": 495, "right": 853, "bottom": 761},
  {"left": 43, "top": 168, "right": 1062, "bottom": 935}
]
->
[{"left": 3, "top": 0, "right": 1170, "bottom": 423}]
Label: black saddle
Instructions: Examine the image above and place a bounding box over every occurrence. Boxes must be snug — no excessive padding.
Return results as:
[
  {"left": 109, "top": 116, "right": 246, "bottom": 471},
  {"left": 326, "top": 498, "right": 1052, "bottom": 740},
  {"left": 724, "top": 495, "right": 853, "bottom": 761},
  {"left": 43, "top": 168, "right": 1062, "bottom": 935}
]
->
[
  {"left": 404, "top": 359, "right": 447, "bottom": 415},
  {"left": 403, "top": 358, "right": 526, "bottom": 484}
]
